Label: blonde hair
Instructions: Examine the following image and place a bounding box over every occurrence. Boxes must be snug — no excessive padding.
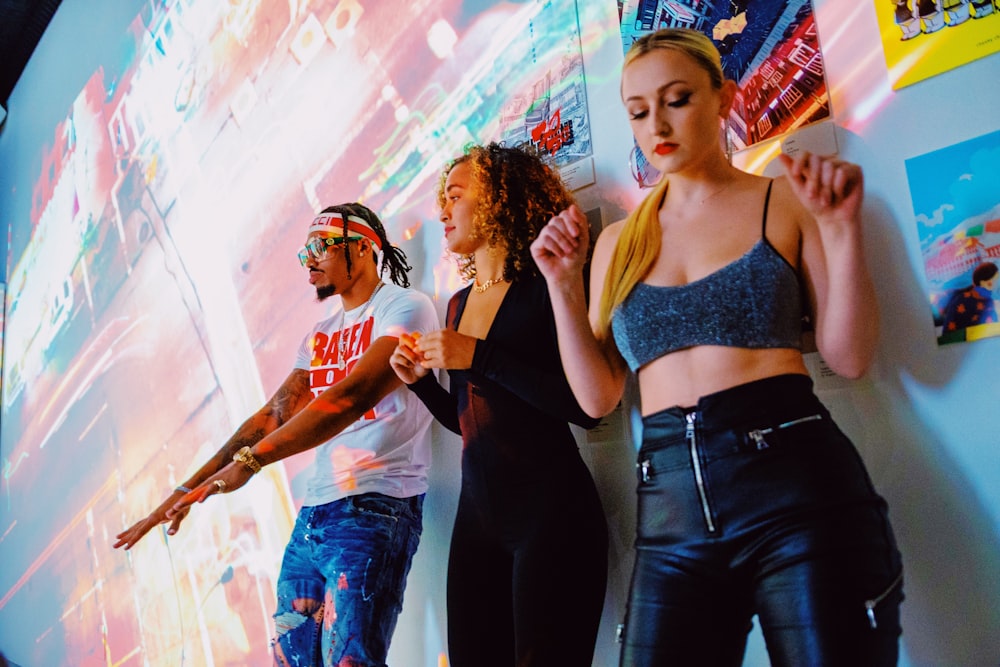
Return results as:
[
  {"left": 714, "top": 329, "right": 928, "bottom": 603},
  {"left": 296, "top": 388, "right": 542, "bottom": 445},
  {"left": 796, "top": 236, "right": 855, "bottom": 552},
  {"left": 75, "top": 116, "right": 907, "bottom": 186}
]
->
[
  {"left": 596, "top": 29, "right": 725, "bottom": 342},
  {"left": 622, "top": 27, "right": 724, "bottom": 88}
]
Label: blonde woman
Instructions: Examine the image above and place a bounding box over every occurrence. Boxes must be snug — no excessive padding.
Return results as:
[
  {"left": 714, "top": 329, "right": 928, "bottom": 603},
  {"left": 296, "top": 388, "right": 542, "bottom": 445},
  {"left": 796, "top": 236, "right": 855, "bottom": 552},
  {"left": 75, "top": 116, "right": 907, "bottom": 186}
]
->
[{"left": 532, "top": 28, "right": 903, "bottom": 667}]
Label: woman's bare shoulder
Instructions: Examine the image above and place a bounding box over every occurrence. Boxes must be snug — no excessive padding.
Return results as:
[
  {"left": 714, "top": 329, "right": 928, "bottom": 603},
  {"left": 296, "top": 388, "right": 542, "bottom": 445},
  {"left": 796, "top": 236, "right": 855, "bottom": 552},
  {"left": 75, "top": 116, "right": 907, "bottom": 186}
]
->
[
  {"left": 589, "top": 219, "right": 626, "bottom": 265},
  {"left": 595, "top": 218, "right": 626, "bottom": 245},
  {"left": 767, "top": 173, "right": 810, "bottom": 218}
]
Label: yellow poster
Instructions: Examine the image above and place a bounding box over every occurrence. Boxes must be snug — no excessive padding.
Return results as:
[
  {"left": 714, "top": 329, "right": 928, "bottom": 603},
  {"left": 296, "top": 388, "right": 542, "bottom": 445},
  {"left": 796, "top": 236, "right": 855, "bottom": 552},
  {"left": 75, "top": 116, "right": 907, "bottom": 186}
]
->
[{"left": 874, "top": 0, "right": 1000, "bottom": 89}]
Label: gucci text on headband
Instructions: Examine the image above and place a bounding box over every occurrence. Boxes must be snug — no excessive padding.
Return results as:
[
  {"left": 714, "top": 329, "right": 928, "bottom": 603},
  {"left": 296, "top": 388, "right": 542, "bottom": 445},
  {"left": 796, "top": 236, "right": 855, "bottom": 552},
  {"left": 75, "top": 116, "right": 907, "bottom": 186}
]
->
[{"left": 308, "top": 212, "right": 382, "bottom": 250}]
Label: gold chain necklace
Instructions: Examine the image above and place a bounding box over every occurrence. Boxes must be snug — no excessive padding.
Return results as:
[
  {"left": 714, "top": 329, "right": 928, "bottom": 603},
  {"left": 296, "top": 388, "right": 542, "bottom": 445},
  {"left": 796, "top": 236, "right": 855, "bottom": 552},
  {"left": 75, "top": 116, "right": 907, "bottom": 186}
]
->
[
  {"left": 695, "top": 183, "right": 729, "bottom": 206},
  {"left": 473, "top": 276, "right": 507, "bottom": 294},
  {"left": 696, "top": 174, "right": 736, "bottom": 206},
  {"left": 337, "top": 281, "right": 384, "bottom": 369}
]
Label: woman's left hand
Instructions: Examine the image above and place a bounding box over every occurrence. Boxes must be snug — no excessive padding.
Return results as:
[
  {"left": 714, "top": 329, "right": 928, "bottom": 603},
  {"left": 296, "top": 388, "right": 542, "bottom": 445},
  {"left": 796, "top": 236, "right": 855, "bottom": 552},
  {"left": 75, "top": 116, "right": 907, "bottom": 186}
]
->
[
  {"left": 414, "top": 329, "right": 477, "bottom": 370},
  {"left": 779, "top": 152, "right": 863, "bottom": 227}
]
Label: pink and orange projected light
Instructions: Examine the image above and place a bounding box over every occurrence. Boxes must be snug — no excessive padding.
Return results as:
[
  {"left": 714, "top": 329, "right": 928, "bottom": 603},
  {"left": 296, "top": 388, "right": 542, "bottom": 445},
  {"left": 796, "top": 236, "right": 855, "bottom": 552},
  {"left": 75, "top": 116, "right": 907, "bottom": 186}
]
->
[{"left": 0, "top": 0, "right": 611, "bottom": 665}]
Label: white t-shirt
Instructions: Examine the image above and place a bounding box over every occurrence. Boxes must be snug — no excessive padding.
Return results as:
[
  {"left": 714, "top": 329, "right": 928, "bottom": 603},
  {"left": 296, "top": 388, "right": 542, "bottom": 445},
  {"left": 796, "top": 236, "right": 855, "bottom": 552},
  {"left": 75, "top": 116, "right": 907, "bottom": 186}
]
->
[{"left": 294, "top": 282, "right": 438, "bottom": 506}]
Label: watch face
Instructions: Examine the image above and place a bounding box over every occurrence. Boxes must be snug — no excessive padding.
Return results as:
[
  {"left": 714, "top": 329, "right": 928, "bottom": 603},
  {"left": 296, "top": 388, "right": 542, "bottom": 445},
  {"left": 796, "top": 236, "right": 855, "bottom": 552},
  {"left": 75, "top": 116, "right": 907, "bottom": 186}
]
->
[{"left": 233, "top": 447, "right": 260, "bottom": 473}]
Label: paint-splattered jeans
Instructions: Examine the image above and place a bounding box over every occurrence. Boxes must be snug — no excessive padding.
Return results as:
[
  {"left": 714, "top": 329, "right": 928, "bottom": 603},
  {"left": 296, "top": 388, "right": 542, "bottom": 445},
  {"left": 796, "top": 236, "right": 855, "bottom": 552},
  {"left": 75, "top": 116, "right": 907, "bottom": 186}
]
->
[{"left": 272, "top": 493, "right": 423, "bottom": 667}]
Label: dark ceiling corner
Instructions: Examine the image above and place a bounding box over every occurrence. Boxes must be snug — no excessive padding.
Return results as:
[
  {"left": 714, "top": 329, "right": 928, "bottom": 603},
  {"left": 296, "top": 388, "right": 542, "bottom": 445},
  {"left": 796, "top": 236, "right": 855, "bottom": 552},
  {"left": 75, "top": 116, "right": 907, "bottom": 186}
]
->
[{"left": 0, "top": 0, "right": 63, "bottom": 107}]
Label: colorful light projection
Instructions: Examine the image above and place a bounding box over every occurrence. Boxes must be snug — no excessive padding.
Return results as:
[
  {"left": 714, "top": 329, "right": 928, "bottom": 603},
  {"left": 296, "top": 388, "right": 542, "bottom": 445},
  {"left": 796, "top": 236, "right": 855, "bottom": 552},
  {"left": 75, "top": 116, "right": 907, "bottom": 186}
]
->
[{"left": 0, "top": 0, "right": 612, "bottom": 665}]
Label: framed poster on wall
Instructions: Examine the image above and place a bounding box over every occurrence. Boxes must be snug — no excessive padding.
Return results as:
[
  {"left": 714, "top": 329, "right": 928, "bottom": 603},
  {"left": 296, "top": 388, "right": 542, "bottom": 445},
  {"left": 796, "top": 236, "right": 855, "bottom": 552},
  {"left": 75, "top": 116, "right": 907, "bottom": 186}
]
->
[
  {"left": 873, "top": 0, "right": 1000, "bottom": 90},
  {"left": 905, "top": 129, "right": 1000, "bottom": 345},
  {"left": 497, "top": 0, "right": 596, "bottom": 190}
]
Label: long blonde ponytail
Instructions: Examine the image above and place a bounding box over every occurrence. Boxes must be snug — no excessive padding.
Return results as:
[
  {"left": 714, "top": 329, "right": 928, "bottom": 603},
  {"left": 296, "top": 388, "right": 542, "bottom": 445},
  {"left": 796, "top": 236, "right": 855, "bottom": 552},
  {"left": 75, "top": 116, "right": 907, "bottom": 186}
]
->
[
  {"left": 597, "top": 28, "right": 726, "bottom": 342},
  {"left": 595, "top": 176, "right": 668, "bottom": 342}
]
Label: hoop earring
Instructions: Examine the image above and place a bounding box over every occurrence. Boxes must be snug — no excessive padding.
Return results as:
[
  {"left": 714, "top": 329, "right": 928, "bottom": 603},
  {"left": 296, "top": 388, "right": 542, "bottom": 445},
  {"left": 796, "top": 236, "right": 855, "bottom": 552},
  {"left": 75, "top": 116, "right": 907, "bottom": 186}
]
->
[
  {"left": 724, "top": 117, "right": 733, "bottom": 165},
  {"left": 629, "top": 143, "right": 661, "bottom": 189}
]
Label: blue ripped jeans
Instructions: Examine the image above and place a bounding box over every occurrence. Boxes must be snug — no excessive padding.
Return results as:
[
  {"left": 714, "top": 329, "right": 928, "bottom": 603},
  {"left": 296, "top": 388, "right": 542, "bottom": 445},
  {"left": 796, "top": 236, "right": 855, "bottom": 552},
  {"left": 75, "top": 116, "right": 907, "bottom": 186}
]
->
[{"left": 272, "top": 493, "right": 423, "bottom": 667}]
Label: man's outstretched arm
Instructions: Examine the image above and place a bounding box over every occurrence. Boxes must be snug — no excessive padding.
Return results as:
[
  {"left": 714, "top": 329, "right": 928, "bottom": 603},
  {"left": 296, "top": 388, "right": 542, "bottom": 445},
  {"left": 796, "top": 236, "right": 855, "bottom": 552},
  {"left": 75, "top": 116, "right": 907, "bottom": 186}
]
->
[
  {"left": 113, "top": 370, "right": 311, "bottom": 550},
  {"left": 170, "top": 336, "right": 403, "bottom": 511}
]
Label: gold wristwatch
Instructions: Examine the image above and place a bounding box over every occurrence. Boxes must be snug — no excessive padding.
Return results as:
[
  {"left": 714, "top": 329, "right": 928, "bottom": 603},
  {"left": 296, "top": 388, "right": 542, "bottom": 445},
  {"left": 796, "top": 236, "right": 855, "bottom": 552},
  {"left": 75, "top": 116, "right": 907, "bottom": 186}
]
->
[{"left": 233, "top": 446, "right": 262, "bottom": 474}]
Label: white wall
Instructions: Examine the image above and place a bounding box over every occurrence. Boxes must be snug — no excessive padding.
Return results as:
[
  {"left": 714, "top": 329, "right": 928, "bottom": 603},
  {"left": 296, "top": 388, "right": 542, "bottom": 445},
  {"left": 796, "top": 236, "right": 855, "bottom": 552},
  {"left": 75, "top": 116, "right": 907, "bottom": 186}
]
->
[{"left": 807, "top": 3, "right": 1000, "bottom": 665}]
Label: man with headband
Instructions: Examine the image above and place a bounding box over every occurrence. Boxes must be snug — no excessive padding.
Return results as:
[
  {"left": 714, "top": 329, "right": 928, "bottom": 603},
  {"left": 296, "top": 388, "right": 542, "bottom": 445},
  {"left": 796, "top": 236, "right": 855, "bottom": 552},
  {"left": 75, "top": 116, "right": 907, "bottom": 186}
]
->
[{"left": 115, "top": 202, "right": 439, "bottom": 666}]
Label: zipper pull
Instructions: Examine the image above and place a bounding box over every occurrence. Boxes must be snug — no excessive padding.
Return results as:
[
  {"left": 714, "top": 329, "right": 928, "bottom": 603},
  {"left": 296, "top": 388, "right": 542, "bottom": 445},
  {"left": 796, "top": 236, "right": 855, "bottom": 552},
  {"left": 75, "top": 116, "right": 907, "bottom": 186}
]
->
[
  {"left": 748, "top": 429, "right": 769, "bottom": 450},
  {"left": 638, "top": 459, "right": 651, "bottom": 483},
  {"left": 685, "top": 411, "right": 696, "bottom": 440},
  {"left": 865, "top": 600, "right": 877, "bottom": 629}
]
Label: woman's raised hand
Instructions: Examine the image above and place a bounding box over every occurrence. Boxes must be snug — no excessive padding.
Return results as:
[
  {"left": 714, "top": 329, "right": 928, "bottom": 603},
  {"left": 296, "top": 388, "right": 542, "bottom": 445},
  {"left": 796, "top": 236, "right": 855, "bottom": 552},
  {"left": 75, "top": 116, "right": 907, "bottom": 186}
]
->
[
  {"left": 531, "top": 204, "right": 590, "bottom": 287},
  {"left": 779, "top": 151, "right": 864, "bottom": 227},
  {"left": 390, "top": 332, "right": 430, "bottom": 385},
  {"left": 413, "top": 329, "right": 476, "bottom": 370}
]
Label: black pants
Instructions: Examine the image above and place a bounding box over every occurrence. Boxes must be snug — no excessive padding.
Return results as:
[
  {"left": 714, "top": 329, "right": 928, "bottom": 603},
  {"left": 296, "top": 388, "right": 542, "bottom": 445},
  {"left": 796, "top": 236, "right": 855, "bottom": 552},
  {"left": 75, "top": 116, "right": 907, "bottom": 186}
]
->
[
  {"left": 621, "top": 374, "right": 903, "bottom": 666},
  {"left": 447, "top": 448, "right": 608, "bottom": 667}
]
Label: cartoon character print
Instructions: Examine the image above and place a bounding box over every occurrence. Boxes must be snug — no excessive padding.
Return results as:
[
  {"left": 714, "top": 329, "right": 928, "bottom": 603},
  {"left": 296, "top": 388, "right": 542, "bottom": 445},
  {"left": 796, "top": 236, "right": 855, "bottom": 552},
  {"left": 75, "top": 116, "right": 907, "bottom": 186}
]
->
[{"left": 893, "top": 0, "right": 995, "bottom": 39}]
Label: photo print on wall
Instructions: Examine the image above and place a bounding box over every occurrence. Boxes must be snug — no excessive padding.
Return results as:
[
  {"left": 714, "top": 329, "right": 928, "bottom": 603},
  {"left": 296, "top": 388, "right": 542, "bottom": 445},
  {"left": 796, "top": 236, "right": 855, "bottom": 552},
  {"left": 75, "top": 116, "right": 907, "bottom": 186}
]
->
[
  {"left": 905, "top": 128, "right": 1000, "bottom": 345},
  {"left": 497, "top": 0, "right": 596, "bottom": 191},
  {"left": 873, "top": 0, "right": 1000, "bottom": 90}
]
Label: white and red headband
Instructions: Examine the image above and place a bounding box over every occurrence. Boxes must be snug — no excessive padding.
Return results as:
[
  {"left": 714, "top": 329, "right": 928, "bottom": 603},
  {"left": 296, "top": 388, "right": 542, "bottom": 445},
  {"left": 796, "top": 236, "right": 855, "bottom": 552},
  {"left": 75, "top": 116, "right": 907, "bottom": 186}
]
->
[{"left": 308, "top": 212, "right": 382, "bottom": 250}]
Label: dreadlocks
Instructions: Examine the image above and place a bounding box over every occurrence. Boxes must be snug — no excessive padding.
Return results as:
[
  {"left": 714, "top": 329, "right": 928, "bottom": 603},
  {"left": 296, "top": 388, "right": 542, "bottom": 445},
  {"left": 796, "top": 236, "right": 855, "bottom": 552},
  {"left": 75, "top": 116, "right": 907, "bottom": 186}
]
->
[{"left": 319, "top": 202, "right": 413, "bottom": 287}]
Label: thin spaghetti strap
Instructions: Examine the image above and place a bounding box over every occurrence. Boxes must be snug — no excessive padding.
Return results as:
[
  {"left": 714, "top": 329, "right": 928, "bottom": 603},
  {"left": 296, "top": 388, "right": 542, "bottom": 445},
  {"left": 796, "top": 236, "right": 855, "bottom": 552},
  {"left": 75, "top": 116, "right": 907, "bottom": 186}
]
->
[{"left": 761, "top": 179, "right": 774, "bottom": 239}]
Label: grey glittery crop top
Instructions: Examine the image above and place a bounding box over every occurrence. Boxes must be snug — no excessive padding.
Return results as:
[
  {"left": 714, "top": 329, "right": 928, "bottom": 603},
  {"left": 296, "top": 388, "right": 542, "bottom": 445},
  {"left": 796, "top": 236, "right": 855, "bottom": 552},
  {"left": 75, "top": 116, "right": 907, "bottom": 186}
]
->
[{"left": 611, "top": 181, "right": 804, "bottom": 371}]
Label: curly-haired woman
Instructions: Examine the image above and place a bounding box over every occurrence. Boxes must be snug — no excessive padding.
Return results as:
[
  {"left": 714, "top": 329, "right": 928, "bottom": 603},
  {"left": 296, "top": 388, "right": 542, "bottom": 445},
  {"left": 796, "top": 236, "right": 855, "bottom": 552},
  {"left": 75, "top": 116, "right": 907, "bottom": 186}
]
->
[{"left": 390, "top": 143, "right": 609, "bottom": 667}]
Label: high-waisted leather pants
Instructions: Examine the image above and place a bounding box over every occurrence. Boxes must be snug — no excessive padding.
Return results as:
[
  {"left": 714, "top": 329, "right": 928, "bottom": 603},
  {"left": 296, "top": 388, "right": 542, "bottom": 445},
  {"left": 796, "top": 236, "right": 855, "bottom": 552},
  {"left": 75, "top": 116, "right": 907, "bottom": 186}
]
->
[{"left": 621, "top": 374, "right": 903, "bottom": 666}]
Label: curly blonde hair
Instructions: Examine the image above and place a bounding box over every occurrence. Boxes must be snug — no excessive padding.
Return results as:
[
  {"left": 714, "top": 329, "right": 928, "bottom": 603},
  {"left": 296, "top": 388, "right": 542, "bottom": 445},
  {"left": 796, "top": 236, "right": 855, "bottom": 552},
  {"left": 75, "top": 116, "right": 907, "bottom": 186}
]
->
[{"left": 437, "top": 142, "right": 575, "bottom": 282}]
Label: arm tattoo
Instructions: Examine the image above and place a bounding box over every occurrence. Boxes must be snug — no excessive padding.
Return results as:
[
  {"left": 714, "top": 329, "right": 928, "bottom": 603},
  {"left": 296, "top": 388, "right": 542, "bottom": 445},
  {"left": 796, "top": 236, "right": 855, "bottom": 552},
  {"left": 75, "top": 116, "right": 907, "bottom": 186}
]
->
[
  {"left": 215, "top": 372, "right": 310, "bottom": 469},
  {"left": 230, "top": 429, "right": 267, "bottom": 452},
  {"left": 264, "top": 370, "right": 311, "bottom": 425}
]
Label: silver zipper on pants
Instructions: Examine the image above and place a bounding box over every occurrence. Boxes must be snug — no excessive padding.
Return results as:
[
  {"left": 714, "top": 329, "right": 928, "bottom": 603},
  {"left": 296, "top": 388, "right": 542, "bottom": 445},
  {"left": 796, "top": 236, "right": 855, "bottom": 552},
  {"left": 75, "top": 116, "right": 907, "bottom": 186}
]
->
[
  {"left": 747, "top": 413, "right": 823, "bottom": 449},
  {"left": 864, "top": 570, "right": 903, "bottom": 629},
  {"left": 687, "top": 411, "right": 716, "bottom": 533}
]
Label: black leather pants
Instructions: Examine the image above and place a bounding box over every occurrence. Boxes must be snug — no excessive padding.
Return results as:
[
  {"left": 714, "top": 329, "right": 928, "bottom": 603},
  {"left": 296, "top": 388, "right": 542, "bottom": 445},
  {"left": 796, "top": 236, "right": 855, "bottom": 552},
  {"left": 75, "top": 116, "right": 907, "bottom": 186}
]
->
[{"left": 621, "top": 374, "right": 903, "bottom": 667}]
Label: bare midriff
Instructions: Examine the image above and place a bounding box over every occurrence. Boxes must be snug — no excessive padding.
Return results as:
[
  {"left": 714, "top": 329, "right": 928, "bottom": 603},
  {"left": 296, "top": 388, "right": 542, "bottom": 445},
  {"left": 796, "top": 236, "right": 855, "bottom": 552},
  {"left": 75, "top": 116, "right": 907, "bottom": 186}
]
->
[{"left": 636, "top": 346, "right": 809, "bottom": 415}]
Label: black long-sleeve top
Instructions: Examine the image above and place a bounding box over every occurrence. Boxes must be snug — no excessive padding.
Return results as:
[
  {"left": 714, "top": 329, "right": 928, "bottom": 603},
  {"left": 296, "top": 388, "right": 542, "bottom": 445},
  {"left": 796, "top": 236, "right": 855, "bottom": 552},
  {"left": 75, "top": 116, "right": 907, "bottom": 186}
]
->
[{"left": 409, "top": 273, "right": 598, "bottom": 471}]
